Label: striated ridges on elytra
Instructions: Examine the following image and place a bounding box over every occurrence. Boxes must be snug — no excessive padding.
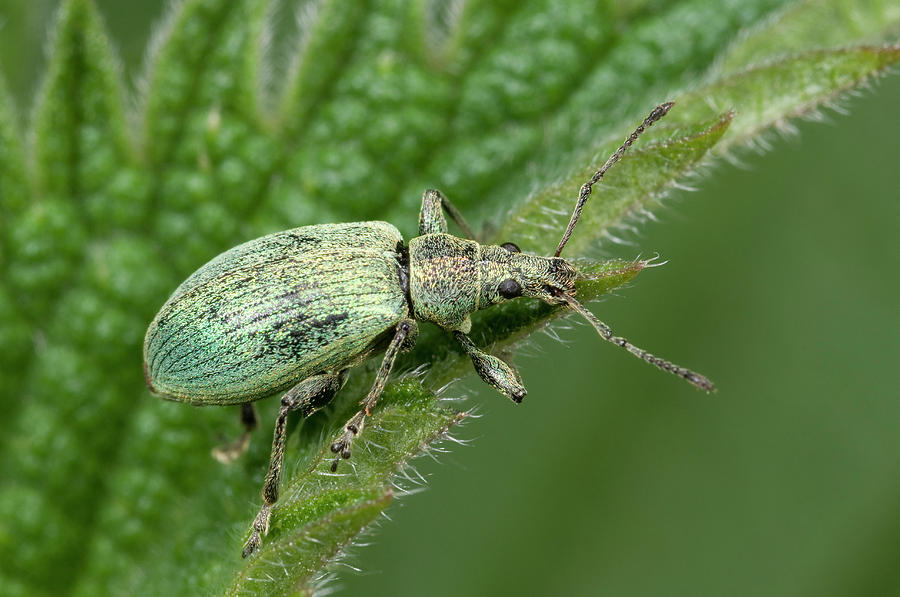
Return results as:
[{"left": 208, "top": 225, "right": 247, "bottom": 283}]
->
[{"left": 144, "top": 223, "right": 409, "bottom": 406}]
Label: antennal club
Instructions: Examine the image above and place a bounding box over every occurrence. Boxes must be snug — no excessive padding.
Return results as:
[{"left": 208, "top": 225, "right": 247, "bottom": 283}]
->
[
  {"left": 557, "top": 291, "right": 716, "bottom": 392},
  {"left": 554, "top": 102, "right": 674, "bottom": 257}
]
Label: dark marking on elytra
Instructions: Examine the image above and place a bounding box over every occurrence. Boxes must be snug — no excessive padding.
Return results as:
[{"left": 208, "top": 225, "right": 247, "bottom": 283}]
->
[
  {"left": 230, "top": 275, "right": 255, "bottom": 290},
  {"left": 257, "top": 311, "right": 351, "bottom": 359},
  {"left": 218, "top": 290, "right": 316, "bottom": 336},
  {"left": 309, "top": 312, "right": 349, "bottom": 328}
]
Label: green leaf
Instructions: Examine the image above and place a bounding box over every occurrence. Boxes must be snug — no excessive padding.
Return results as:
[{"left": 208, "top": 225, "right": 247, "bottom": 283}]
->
[
  {"left": 31, "top": 0, "right": 132, "bottom": 200},
  {"left": 274, "top": 0, "right": 370, "bottom": 136},
  {"left": 676, "top": 46, "right": 900, "bottom": 152},
  {"left": 0, "top": 73, "right": 31, "bottom": 444},
  {"left": 229, "top": 488, "right": 393, "bottom": 597},
  {"left": 0, "top": 2, "right": 143, "bottom": 594},
  {"left": 716, "top": 0, "right": 900, "bottom": 71},
  {"left": 0, "top": 0, "right": 897, "bottom": 595},
  {"left": 228, "top": 379, "right": 463, "bottom": 596},
  {"left": 0, "top": 74, "right": 27, "bottom": 223},
  {"left": 142, "top": 0, "right": 277, "bottom": 272}
]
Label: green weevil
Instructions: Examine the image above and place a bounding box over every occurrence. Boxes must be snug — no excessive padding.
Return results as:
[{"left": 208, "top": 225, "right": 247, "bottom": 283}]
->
[{"left": 143, "top": 102, "right": 714, "bottom": 558}]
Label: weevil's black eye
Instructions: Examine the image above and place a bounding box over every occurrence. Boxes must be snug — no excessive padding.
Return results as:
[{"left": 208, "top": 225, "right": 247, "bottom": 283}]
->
[
  {"left": 498, "top": 278, "right": 521, "bottom": 299},
  {"left": 500, "top": 242, "right": 520, "bottom": 253}
]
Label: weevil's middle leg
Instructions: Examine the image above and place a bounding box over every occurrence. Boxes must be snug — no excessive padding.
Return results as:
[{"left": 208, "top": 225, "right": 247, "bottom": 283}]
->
[
  {"left": 330, "top": 319, "right": 417, "bottom": 472},
  {"left": 242, "top": 370, "right": 348, "bottom": 558},
  {"left": 212, "top": 403, "right": 259, "bottom": 464}
]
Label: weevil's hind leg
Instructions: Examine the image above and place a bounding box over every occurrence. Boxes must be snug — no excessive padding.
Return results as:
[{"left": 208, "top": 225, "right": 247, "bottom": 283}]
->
[
  {"left": 242, "top": 370, "right": 348, "bottom": 558},
  {"left": 453, "top": 331, "right": 527, "bottom": 403},
  {"left": 330, "top": 319, "right": 417, "bottom": 472},
  {"left": 212, "top": 403, "right": 259, "bottom": 464},
  {"left": 418, "top": 189, "right": 478, "bottom": 240}
]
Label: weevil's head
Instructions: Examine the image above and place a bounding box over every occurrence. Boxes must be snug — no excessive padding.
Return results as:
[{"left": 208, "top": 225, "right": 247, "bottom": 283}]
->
[{"left": 477, "top": 242, "right": 576, "bottom": 307}]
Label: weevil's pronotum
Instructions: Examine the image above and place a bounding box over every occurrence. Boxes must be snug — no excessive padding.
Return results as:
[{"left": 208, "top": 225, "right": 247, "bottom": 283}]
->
[{"left": 143, "top": 102, "right": 714, "bottom": 557}]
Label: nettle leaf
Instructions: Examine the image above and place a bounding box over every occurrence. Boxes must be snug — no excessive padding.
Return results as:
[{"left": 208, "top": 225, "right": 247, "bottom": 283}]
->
[
  {"left": 0, "top": 0, "right": 896, "bottom": 595},
  {"left": 227, "top": 380, "right": 464, "bottom": 597}
]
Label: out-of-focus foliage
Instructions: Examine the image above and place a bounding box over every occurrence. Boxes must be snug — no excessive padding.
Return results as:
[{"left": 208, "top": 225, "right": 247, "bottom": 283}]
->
[{"left": 0, "top": 0, "right": 897, "bottom": 595}]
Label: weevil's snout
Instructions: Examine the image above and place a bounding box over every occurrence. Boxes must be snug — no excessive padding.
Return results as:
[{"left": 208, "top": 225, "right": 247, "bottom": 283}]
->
[
  {"left": 543, "top": 257, "right": 577, "bottom": 302},
  {"left": 509, "top": 255, "right": 576, "bottom": 305}
]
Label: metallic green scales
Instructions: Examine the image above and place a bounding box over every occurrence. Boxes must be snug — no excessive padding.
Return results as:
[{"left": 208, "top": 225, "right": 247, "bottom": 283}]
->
[{"left": 143, "top": 222, "right": 408, "bottom": 405}]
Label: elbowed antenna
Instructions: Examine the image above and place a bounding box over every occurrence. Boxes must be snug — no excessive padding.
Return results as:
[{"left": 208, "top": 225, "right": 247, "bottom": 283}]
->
[
  {"left": 554, "top": 102, "right": 674, "bottom": 258},
  {"left": 557, "top": 291, "right": 716, "bottom": 392}
]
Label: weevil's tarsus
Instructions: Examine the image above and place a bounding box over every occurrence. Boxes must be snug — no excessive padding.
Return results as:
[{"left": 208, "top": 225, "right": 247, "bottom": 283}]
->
[
  {"left": 556, "top": 291, "right": 716, "bottom": 392},
  {"left": 242, "top": 370, "right": 348, "bottom": 558},
  {"left": 419, "top": 188, "right": 478, "bottom": 240},
  {"left": 242, "top": 503, "right": 270, "bottom": 559},
  {"left": 211, "top": 403, "right": 259, "bottom": 464},
  {"left": 330, "top": 318, "right": 418, "bottom": 472},
  {"left": 555, "top": 102, "right": 674, "bottom": 258}
]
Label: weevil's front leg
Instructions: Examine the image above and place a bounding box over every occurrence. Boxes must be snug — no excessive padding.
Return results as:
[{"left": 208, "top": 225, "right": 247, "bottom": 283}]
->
[
  {"left": 212, "top": 403, "right": 259, "bottom": 464},
  {"left": 418, "top": 189, "right": 477, "bottom": 240},
  {"left": 242, "top": 370, "right": 348, "bottom": 558},
  {"left": 330, "top": 318, "right": 418, "bottom": 472},
  {"left": 453, "top": 331, "right": 526, "bottom": 403}
]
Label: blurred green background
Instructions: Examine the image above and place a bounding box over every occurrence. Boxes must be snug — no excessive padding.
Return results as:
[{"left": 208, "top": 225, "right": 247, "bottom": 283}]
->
[{"left": 2, "top": 2, "right": 898, "bottom": 596}]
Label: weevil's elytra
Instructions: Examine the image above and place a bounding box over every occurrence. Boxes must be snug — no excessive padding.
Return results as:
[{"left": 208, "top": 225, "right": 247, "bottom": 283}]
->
[
  {"left": 144, "top": 222, "right": 408, "bottom": 406},
  {"left": 142, "top": 102, "right": 715, "bottom": 559}
]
